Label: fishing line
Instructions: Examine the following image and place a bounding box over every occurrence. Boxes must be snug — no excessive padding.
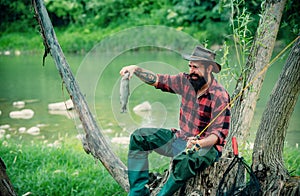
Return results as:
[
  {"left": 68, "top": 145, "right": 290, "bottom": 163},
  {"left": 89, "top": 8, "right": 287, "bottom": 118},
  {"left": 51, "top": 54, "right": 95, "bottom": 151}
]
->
[{"left": 195, "top": 35, "right": 299, "bottom": 138}]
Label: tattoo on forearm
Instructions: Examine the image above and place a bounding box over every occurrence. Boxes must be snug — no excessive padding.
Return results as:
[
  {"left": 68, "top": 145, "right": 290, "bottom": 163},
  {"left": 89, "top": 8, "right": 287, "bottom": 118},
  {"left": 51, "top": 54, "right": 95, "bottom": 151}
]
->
[{"left": 134, "top": 68, "right": 157, "bottom": 85}]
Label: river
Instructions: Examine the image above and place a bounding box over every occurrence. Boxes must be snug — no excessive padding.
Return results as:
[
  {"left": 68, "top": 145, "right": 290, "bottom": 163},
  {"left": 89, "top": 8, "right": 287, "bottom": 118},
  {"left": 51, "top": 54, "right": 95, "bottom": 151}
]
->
[{"left": 0, "top": 49, "right": 299, "bottom": 149}]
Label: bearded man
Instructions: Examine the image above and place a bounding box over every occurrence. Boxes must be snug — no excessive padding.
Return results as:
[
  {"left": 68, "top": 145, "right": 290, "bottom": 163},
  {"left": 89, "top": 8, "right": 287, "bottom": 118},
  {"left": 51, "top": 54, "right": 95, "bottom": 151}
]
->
[{"left": 120, "top": 46, "right": 231, "bottom": 196}]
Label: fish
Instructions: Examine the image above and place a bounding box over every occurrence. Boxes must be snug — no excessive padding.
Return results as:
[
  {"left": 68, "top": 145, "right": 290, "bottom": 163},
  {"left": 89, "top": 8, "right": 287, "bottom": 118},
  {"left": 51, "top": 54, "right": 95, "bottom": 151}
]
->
[{"left": 120, "top": 72, "right": 130, "bottom": 113}]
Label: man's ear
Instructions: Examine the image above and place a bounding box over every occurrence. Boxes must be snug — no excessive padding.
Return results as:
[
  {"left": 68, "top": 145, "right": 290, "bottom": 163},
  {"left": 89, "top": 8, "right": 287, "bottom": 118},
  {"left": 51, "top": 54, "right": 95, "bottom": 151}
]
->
[{"left": 206, "top": 64, "right": 213, "bottom": 73}]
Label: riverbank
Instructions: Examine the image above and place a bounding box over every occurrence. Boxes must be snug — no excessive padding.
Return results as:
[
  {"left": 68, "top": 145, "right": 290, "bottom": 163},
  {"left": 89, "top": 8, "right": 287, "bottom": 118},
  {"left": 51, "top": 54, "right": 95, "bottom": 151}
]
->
[{"left": 0, "top": 28, "right": 107, "bottom": 55}]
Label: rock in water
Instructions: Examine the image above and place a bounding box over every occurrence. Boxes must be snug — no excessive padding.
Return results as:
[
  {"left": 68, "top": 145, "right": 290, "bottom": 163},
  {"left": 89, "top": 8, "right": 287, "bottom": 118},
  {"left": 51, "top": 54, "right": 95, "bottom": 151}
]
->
[
  {"left": 26, "top": 127, "right": 40, "bottom": 135},
  {"left": 9, "top": 109, "right": 34, "bottom": 119},
  {"left": 12, "top": 101, "right": 25, "bottom": 109},
  {"left": 133, "top": 101, "right": 152, "bottom": 112},
  {"left": 120, "top": 72, "right": 130, "bottom": 113},
  {"left": 48, "top": 99, "right": 74, "bottom": 111}
]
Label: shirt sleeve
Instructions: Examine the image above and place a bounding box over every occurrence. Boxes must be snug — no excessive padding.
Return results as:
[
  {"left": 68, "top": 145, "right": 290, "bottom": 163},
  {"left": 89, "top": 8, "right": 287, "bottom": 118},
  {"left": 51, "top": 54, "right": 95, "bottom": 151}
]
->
[
  {"left": 155, "top": 73, "right": 186, "bottom": 95},
  {"left": 208, "top": 92, "right": 231, "bottom": 147}
]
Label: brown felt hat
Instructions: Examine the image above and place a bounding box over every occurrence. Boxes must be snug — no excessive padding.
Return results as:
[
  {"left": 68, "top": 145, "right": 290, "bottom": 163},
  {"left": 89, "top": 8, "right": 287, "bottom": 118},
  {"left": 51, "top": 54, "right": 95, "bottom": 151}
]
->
[{"left": 182, "top": 45, "right": 221, "bottom": 73}]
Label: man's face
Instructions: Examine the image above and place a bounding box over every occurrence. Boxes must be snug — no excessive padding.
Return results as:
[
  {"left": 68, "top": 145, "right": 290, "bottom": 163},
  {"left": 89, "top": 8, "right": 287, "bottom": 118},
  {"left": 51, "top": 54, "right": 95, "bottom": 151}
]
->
[
  {"left": 188, "top": 61, "right": 208, "bottom": 92},
  {"left": 188, "top": 61, "right": 206, "bottom": 79}
]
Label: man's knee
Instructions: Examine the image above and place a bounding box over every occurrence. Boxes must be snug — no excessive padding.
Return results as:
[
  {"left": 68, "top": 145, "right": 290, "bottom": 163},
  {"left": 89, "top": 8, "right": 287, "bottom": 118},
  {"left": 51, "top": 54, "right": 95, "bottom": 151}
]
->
[
  {"left": 129, "top": 128, "right": 148, "bottom": 151},
  {"left": 171, "top": 148, "right": 217, "bottom": 181},
  {"left": 171, "top": 153, "right": 196, "bottom": 181}
]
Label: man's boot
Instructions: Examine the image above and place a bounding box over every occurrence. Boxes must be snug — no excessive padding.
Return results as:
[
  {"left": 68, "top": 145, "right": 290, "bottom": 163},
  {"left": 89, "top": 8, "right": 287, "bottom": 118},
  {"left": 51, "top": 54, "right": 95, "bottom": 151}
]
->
[
  {"left": 157, "top": 174, "right": 184, "bottom": 196},
  {"left": 128, "top": 158, "right": 150, "bottom": 196}
]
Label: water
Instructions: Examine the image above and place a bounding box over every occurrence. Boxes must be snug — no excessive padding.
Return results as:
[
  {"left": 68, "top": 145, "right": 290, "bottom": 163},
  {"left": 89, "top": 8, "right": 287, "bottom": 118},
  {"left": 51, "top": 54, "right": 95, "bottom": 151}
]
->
[
  {"left": 0, "top": 53, "right": 82, "bottom": 144},
  {"left": 0, "top": 50, "right": 299, "bottom": 148}
]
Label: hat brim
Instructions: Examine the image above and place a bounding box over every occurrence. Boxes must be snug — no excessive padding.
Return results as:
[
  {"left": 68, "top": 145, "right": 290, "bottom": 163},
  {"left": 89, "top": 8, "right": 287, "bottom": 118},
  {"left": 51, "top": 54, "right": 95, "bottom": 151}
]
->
[{"left": 182, "top": 54, "right": 221, "bottom": 73}]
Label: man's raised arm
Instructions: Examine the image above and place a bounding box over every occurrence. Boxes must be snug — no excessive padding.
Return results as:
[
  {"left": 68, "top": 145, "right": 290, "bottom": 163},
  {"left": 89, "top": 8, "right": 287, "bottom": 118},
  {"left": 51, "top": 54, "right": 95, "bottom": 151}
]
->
[{"left": 120, "top": 65, "right": 158, "bottom": 87}]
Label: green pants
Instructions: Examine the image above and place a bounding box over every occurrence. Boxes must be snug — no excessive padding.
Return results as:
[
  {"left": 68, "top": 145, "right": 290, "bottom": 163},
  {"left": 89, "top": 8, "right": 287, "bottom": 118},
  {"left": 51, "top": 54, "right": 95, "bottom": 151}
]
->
[
  {"left": 127, "top": 128, "right": 218, "bottom": 196},
  {"left": 157, "top": 146, "right": 218, "bottom": 196}
]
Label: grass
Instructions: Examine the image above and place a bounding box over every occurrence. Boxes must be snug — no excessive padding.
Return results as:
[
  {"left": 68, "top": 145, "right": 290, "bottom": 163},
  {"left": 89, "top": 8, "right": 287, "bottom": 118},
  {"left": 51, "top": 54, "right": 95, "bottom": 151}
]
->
[
  {"left": 1, "top": 137, "right": 299, "bottom": 195},
  {"left": 0, "top": 139, "right": 127, "bottom": 196},
  {"left": 239, "top": 144, "right": 300, "bottom": 176},
  {"left": 283, "top": 145, "right": 300, "bottom": 176}
]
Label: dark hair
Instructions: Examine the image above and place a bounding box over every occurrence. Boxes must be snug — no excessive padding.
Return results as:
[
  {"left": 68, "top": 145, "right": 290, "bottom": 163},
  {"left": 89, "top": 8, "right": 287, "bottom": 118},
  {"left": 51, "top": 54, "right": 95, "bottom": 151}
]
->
[{"left": 202, "top": 61, "right": 213, "bottom": 67}]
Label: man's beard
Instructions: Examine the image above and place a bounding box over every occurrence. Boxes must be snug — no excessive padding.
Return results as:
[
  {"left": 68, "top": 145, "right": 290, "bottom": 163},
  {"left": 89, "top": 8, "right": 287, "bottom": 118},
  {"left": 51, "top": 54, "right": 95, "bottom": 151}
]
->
[{"left": 189, "top": 73, "right": 207, "bottom": 92}]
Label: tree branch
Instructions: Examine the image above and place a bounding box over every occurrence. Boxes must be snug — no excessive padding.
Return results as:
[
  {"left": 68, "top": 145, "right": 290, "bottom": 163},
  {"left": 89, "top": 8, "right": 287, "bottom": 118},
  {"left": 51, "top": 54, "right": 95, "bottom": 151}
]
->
[{"left": 32, "top": 0, "right": 129, "bottom": 192}]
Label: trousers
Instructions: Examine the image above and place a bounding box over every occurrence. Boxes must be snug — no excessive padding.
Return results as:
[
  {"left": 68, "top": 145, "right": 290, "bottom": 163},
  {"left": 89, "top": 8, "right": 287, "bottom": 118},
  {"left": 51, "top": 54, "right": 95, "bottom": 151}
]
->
[{"left": 127, "top": 128, "right": 218, "bottom": 196}]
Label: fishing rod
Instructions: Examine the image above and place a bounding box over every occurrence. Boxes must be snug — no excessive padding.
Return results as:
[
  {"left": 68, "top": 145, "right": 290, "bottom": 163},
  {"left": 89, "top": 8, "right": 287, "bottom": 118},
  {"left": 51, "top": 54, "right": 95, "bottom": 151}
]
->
[{"left": 186, "top": 35, "right": 299, "bottom": 152}]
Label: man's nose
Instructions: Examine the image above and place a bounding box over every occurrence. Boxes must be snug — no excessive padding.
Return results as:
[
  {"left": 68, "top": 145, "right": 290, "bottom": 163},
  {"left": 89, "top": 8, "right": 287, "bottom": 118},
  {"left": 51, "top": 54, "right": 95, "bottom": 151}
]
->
[
  {"left": 189, "top": 66, "right": 196, "bottom": 72},
  {"left": 190, "top": 69, "right": 199, "bottom": 75}
]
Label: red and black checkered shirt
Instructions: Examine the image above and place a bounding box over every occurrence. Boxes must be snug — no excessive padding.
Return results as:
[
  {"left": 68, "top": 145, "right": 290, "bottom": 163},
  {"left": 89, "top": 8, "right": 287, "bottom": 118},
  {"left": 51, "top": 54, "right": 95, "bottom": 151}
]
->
[{"left": 156, "top": 73, "right": 230, "bottom": 152}]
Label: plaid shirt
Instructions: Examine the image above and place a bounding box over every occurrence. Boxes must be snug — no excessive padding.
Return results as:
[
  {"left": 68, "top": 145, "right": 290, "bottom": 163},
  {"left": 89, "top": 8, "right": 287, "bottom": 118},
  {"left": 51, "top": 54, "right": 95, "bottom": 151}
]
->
[{"left": 156, "top": 73, "right": 230, "bottom": 152}]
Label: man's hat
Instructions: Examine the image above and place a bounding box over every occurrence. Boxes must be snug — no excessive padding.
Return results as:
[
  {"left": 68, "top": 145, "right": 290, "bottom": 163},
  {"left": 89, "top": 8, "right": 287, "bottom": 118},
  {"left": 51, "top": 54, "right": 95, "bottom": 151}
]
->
[{"left": 182, "top": 45, "right": 221, "bottom": 73}]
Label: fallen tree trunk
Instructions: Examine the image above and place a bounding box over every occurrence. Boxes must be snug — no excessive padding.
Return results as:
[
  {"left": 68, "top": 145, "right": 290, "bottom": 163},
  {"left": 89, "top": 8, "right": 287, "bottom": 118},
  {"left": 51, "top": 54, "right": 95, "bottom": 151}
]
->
[{"left": 32, "top": 0, "right": 129, "bottom": 191}]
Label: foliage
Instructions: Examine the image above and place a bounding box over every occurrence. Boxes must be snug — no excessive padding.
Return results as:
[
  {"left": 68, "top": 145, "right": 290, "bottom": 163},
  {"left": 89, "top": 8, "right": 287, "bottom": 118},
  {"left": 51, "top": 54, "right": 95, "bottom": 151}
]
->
[
  {"left": 0, "top": 0, "right": 298, "bottom": 53},
  {"left": 215, "top": 0, "right": 256, "bottom": 90},
  {"left": 0, "top": 0, "right": 36, "bottom": 34},
  {"left": 279, "top": 0, "right": 300, "bottom": 42},
  {"left": 224, "top": 0, "right": 256, "bottom": 86},
  {"left": 0, "top": 140, "right": 127, "bottom": 195}
]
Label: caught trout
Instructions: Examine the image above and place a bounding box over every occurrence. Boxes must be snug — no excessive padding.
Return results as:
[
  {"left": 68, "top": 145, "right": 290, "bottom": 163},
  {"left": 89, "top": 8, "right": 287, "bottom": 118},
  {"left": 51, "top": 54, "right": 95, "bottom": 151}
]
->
[{"left": 120, "top": 72, "right": 130, "bottom": 113}]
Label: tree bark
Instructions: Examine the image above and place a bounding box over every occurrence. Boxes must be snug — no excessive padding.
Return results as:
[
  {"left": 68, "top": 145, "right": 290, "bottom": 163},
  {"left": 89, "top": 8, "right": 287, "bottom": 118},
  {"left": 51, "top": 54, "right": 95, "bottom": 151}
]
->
[
  {"left": 175, "top": 157, "right": 236, "bottom": 196},
  {"left": 166, "top": 0, "right": 289, "bottom": 195},
  {"left": 32, "top": 0, "right": 129, "bottom": 191},
  {"left": 0, "top": 158, "right": 17, "bottom": 196},
  {"left": 228, "top": 0, "right": 287, "bottom": 146},
  {"left": 252, "top": 36, "right": 300, "bottom": 195}
]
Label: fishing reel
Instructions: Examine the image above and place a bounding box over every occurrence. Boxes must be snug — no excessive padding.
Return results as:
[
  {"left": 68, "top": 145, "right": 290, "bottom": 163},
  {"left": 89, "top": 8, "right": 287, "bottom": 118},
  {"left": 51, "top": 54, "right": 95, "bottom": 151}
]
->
[
  {"left": 185, "top": 143, "right": 201, "bottom": 154},
  {"left": 185, "top": 135, "right": 201, "bottom": 154}
]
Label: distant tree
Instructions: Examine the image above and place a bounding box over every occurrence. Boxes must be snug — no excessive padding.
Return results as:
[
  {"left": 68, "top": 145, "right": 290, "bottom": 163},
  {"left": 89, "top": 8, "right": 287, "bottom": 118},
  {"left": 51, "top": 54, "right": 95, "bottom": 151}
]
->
[{"left": 0, "top": 0, "right": 34, "bottom": 33}]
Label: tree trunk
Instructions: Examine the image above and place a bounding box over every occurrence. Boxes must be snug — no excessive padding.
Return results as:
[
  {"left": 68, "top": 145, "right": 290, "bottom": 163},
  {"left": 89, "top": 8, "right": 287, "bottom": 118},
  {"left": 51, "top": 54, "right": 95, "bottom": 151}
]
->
[
  {"left": 160, "top": 0, "right": 289, "bottom": 195},
  {"left": 175, "top": 157, "right": 236, "bottom": 196},
  {"left": 32, "top": 0, "right": 129, "bottom": 191},
  {"left": 228, "top": 0, "right": 287, "bottom": 146},
  {"left": 252, "top": 36, "right": 300, "bottom": 195},
  {"left": 0, "top": 158, "right": 17, "bottom": 196}
]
